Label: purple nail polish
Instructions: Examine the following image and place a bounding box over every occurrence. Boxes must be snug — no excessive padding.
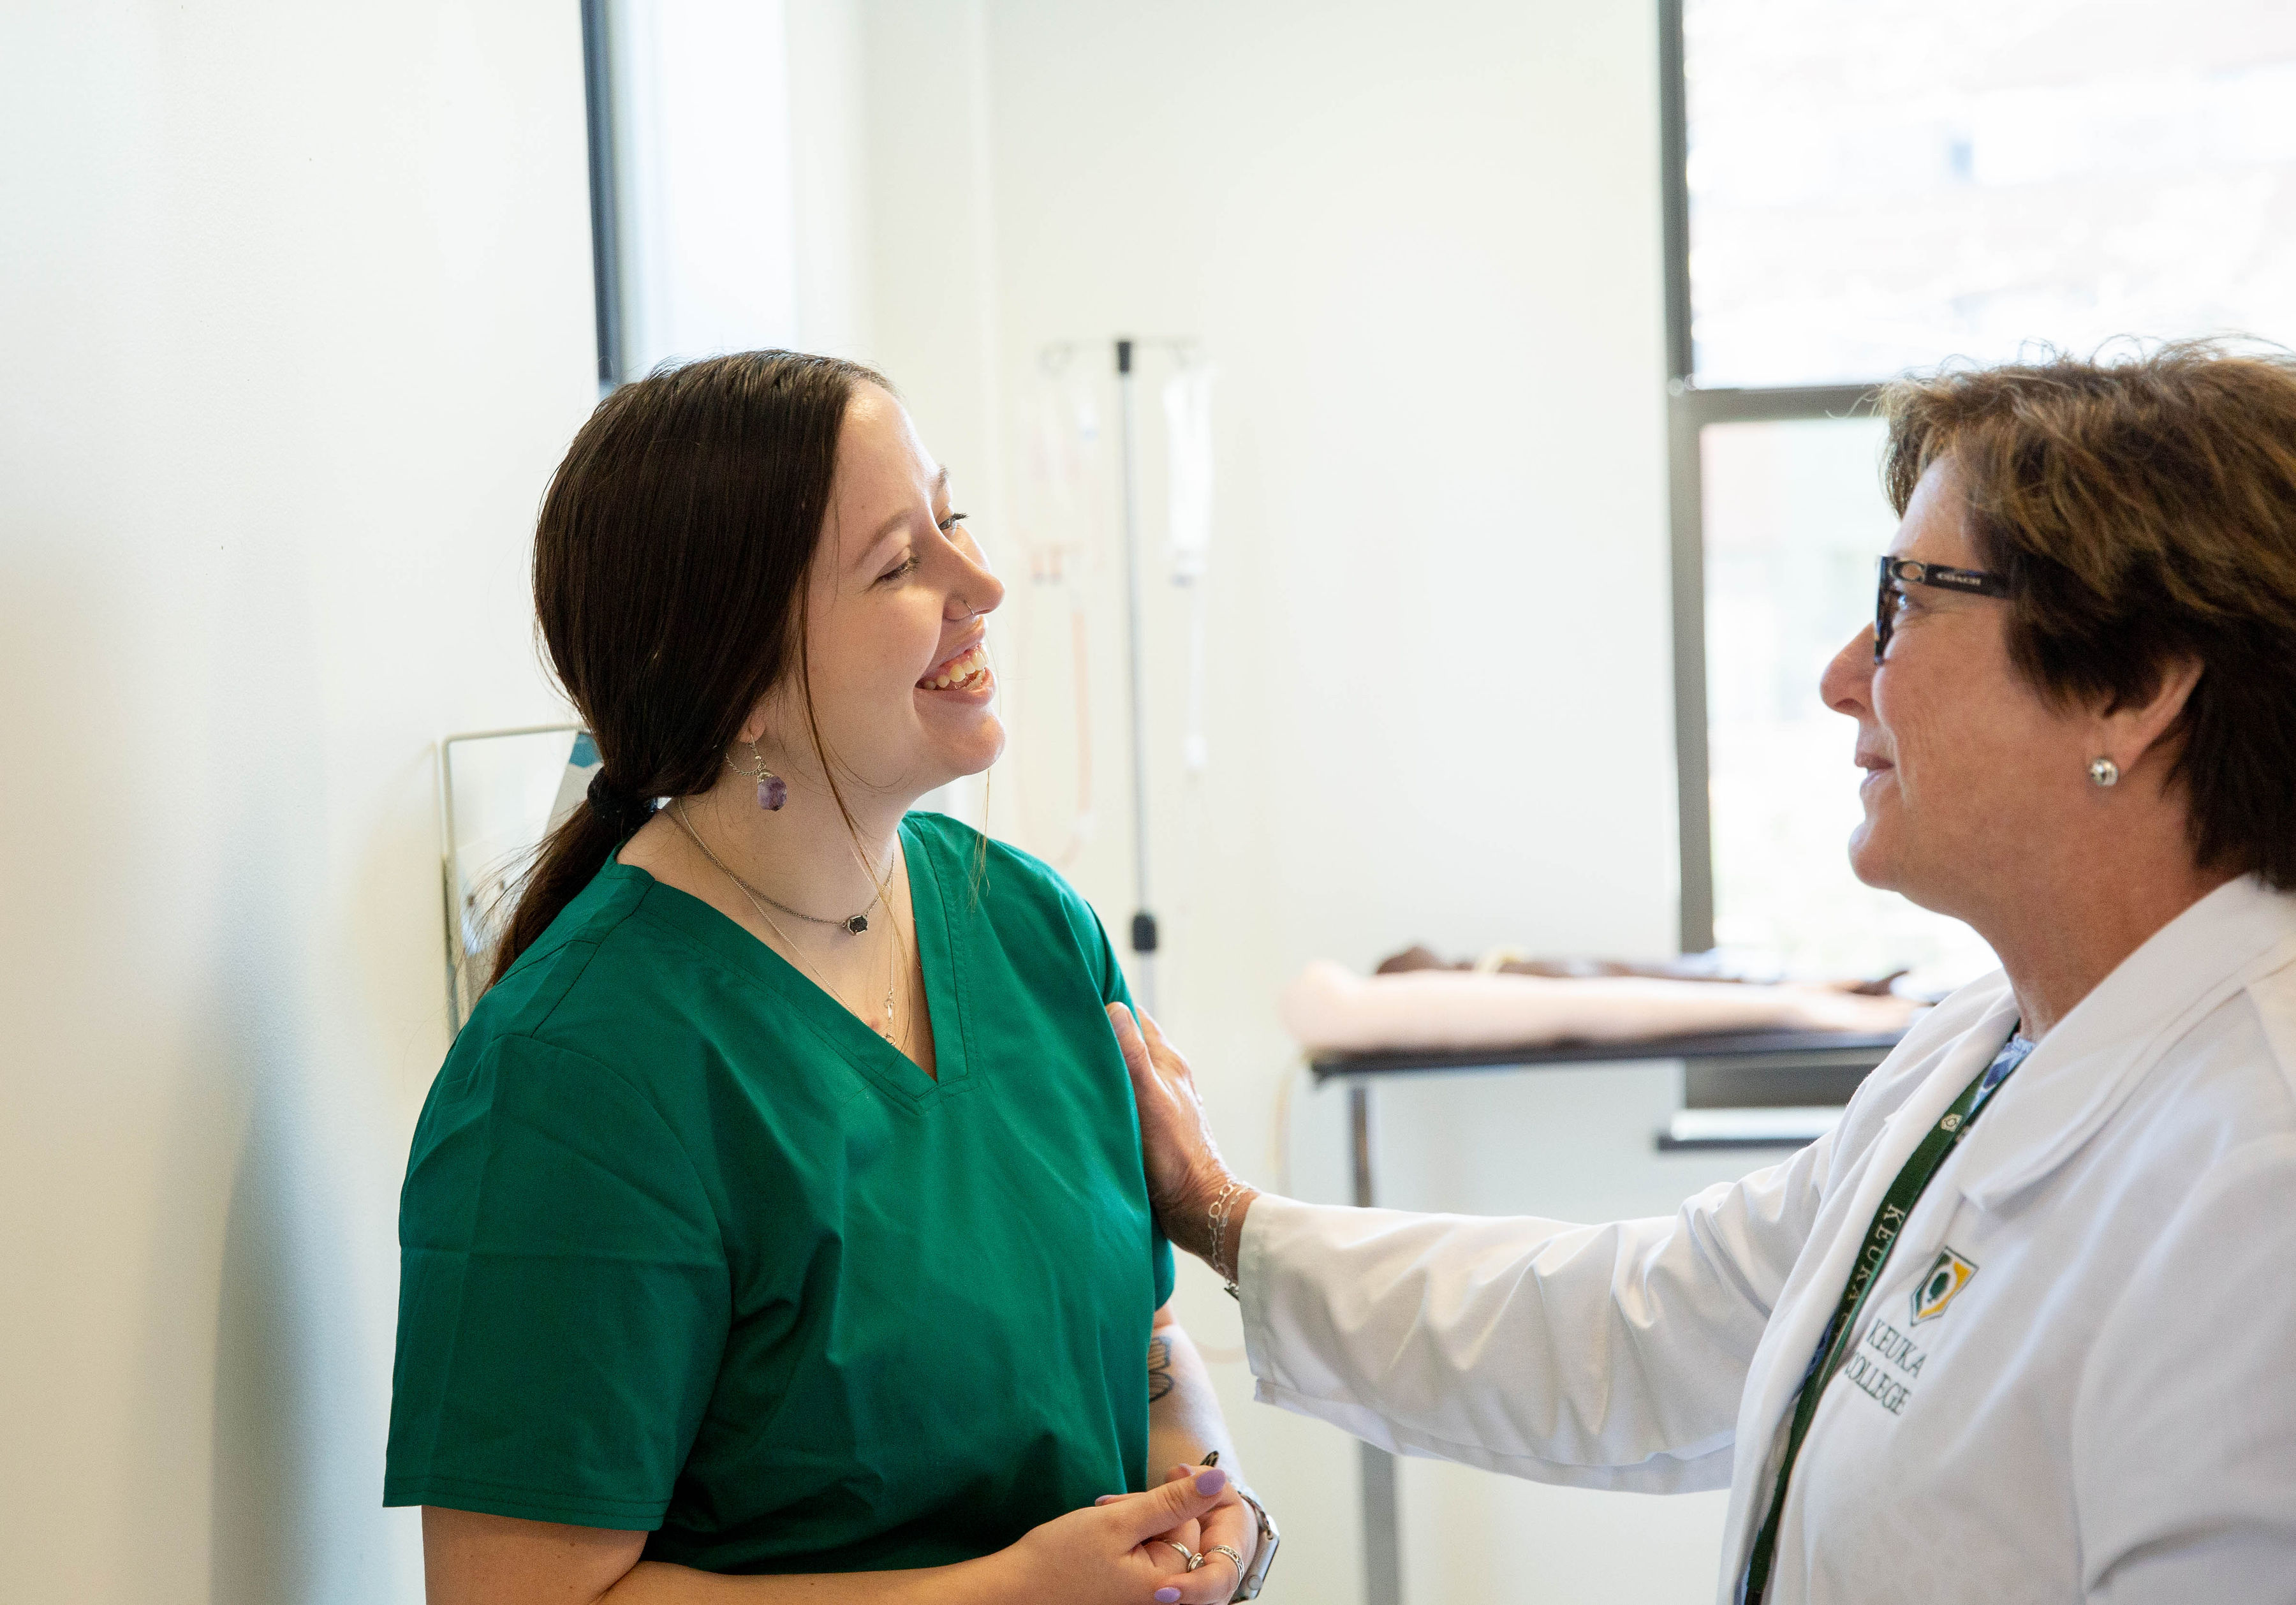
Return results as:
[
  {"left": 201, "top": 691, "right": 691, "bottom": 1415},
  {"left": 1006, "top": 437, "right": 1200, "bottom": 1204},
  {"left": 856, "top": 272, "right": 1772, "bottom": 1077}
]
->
[
  {"left": 1156, "top": 1592, "right": 1182, "bottom": 1603},
  {"left": 1194, "top": 1467, "right": 1226, "bottom": 1495}
]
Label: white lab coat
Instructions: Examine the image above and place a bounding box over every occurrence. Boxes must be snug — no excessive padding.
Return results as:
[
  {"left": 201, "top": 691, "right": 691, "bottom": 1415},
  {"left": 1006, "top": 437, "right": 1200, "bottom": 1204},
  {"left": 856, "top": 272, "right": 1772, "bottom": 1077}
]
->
[{"left": 1240, "top": 875, "right": 2296, "bottom": 1603}]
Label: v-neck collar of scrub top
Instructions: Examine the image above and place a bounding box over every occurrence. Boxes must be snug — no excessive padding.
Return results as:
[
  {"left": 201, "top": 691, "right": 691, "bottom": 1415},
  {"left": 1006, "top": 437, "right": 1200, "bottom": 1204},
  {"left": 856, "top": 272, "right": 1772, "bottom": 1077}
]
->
[
  {"left": 1946, "top": 874, "right": 2296, "bottom": 1213},
  {"left": 603, "top": 813, "right": 975, "bottom": 1111}
]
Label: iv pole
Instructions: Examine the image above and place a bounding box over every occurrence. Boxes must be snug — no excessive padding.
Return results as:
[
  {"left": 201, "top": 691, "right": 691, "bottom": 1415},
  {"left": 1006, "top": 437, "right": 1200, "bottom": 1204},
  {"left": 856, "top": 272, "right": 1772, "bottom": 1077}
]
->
[{"left": 1115, "top": 337, "right": 1158, "bottom": 1012}]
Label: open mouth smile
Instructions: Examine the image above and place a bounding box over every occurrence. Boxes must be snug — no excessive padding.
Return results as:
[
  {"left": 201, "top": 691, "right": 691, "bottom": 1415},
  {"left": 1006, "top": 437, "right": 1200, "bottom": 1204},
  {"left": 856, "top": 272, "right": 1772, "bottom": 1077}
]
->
[{"left": 917, "top": 642, "right": 992, "bottom": 694}]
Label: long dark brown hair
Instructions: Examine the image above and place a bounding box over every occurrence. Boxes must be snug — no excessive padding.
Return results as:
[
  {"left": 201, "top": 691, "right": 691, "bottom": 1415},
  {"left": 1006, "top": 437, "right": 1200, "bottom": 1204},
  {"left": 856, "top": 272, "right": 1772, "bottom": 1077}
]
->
[{"left": 490, "top": 349, "right": 890, "bottom": 987}]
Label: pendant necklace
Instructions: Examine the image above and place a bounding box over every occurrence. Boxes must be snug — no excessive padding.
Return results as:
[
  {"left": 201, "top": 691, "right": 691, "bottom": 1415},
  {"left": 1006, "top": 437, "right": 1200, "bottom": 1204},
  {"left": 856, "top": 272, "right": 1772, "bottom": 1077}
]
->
[
  {"left": 672, "top": 802, "right": 901, "bottom": 1042},
  {"left": 715, "top": 838, "right": 885, "bottom": 935}
]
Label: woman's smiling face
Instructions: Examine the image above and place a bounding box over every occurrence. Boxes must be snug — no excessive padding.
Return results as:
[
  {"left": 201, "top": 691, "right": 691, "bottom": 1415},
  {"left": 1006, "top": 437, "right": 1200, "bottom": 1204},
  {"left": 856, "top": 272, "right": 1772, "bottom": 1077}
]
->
[{"left": 754, "top": 383, "right": 1007, "bottom": 802}]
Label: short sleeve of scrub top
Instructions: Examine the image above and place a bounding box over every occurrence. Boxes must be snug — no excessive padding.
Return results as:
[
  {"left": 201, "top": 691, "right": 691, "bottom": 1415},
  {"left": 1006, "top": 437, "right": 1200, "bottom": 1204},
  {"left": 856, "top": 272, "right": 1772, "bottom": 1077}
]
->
[{"left": 385, "top": 811, "right": 1176, "bottom": 1574}]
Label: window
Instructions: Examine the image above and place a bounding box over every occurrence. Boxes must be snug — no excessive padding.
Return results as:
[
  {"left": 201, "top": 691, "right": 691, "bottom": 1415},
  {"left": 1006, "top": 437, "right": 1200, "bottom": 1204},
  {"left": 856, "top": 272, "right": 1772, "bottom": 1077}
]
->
[
  {"left": 1684, "top": 0, "right": 2296, "bottom": 390},
  {"left": 1664, "top": 0, "right": 2296, "bottom": 987},
  {"left": 581, "top": 0, "right": 802, "bottom": 389},
  {"left": 1698, "top": 417, "right": 1996, "bottom": 985}
]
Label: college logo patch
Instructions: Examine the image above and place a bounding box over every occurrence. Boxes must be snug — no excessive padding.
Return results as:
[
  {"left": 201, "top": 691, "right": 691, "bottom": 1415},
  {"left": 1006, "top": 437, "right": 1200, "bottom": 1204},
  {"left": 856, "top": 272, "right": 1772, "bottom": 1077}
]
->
[{"left": 1910, "top": 1248, "right": 1978, "bottom": 1325}]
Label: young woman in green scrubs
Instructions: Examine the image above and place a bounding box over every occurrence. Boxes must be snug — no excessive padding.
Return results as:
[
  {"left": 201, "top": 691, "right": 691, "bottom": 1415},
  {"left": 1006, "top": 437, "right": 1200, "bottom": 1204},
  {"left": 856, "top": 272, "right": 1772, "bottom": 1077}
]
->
[{"left": 386, "top": 353, "right": 1267, "bottom": 1603}]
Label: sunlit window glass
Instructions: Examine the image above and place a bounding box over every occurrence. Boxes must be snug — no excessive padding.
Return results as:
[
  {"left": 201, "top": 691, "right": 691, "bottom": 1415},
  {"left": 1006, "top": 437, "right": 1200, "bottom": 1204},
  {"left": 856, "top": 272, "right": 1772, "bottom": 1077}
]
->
[
  {"left": 1685, "top": 0, "right": 2296, "bottom": 388},
  {"left": 1701, "top": 416, "right": 1999, "bottom": 989}
]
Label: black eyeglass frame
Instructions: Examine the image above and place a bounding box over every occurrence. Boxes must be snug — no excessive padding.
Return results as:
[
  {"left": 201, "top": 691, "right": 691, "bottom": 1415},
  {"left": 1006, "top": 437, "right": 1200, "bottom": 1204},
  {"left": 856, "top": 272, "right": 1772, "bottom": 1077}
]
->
[{"left": 1874, "top": 556, "right": 2013, "bottom": 662}]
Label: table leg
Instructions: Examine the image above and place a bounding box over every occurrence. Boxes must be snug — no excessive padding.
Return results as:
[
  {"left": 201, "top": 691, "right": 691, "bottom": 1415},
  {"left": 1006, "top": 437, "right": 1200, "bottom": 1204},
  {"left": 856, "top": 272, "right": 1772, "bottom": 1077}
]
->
[{"left": 1350, "top": 1084, "right": 1404, "bottom": 1605}]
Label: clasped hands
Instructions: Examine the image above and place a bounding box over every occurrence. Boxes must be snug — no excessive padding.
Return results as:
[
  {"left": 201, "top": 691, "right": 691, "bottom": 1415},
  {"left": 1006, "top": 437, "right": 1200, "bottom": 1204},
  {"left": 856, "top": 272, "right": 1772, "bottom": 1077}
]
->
[
  {"left": 1093, "top": 1463, "right": 1258, "bottom": 1604},
  {"left": 1003, "top": 1464, "right": 1251, "bottom": 1604}
]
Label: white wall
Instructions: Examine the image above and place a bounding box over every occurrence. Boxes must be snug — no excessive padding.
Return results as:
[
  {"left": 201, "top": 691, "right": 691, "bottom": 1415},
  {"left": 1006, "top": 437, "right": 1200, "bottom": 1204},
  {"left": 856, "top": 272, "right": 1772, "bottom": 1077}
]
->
[
  {"left": 786, "top": 0, "right": 875, "bottom": 358},
  {"left": 0, "top": 3, "right": 596, "bottom": 1599},
  {"left": 850, "top": 3, "right": 1725, "bottom": 1600}
]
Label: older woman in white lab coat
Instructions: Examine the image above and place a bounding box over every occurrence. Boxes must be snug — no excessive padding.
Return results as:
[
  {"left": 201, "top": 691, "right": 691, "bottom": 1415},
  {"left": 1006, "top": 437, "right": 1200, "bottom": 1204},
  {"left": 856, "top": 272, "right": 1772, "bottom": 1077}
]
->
[{"left": 1110, "top": 343, "right": 2296, "bottom": 1604}]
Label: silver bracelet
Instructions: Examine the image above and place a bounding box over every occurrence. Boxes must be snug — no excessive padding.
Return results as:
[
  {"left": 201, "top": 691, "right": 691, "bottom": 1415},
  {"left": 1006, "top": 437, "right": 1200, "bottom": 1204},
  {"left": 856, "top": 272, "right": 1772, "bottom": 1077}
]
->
[
  {"left": 1205, "top": 1179, "right": 1247, "bottom": 1285},
  {"left": 1204, "top": 1180, "right": 1239, "bottom": 1280}
]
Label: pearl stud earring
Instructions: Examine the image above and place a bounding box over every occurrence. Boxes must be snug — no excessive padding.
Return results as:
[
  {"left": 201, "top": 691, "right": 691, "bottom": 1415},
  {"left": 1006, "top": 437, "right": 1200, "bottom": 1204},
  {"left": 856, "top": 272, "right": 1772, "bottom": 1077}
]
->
[{"left": 2088, "top": 757, "right": 2120, "bottom": 788}]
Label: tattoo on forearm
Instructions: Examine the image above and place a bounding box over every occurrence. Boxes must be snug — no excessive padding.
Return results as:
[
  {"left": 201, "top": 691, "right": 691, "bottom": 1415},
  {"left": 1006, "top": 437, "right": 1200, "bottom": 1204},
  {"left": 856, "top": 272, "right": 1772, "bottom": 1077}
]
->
[{"left": 1147, "top": 1336, "right": 1174, "bottom": 1402}]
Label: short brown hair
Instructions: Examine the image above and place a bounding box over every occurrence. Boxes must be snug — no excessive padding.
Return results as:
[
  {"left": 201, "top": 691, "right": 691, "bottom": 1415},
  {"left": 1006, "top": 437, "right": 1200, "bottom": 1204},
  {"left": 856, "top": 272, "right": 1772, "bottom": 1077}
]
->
[{"left": 1880, "top": 341, "right": 2296, "bottom": 889}]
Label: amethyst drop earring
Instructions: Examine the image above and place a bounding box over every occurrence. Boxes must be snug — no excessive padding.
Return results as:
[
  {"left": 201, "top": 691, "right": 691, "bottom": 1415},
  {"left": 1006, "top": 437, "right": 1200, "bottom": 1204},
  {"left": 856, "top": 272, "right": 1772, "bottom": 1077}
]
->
[{"left": 730, "top": 742, "right": 787, "bottom": 811}]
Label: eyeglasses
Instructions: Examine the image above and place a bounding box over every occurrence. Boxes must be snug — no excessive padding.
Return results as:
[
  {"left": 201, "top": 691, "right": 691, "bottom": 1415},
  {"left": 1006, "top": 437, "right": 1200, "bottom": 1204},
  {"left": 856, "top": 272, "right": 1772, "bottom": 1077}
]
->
[{"left": 1874, "top": 556, "right": 2012, "bottom": 662}]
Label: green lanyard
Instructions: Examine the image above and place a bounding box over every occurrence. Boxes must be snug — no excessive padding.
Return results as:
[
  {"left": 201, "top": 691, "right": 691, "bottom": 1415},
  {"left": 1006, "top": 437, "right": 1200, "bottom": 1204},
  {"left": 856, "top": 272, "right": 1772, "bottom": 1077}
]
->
[{"left": 1740, "top": 1040, "right": 2024, "bottom": 1604}]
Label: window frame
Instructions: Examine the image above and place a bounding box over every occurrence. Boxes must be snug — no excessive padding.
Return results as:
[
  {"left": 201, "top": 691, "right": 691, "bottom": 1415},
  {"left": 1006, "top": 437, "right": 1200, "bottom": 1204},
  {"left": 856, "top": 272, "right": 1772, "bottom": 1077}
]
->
[
  {"left": 581, "top": 0, "right": 625, "bottom": 393},
  {"left": 1660, "top": 0, "right": 1877, "bottom": 952}
]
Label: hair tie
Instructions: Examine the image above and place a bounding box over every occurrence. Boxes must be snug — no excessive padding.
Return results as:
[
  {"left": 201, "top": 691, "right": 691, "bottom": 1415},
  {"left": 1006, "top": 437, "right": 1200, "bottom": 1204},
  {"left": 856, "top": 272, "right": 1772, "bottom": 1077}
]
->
[{"left": 585, "top": 769, "right": 651, "bottom": 835}]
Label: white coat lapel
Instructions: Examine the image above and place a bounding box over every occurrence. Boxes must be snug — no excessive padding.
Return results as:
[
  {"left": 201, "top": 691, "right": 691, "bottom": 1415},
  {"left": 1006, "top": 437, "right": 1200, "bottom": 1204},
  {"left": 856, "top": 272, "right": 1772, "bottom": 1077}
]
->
[
  {"left": 1953, "top": 876, "right": 2296, "bottom": 1211},
  {"left": 1712, "top": 990, "right": 2019, "bottom": 1601},
  {"left": 1709, "top": 878, "right": 2296, "bottom": 1602}
]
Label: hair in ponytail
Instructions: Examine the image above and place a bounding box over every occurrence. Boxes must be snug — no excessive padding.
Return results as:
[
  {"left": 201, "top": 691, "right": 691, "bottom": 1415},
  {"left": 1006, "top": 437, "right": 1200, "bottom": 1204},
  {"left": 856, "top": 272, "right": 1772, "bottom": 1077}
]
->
[{"left": 489, "top": 350, "right": 889, "bottom": 989}]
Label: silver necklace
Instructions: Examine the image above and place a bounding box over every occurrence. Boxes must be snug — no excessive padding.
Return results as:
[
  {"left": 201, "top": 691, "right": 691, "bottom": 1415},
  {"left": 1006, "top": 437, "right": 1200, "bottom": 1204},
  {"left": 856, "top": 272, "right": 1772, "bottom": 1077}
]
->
[
  {"left": 672, "top": 802, "right": 900, "bottom": 1042},
  {"left": 677, "top": 802, "right": 883, "bottom": 934}
]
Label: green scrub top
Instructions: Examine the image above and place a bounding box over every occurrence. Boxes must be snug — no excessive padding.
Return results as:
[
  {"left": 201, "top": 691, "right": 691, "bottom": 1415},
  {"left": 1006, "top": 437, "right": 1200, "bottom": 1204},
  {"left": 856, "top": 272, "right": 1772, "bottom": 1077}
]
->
[{"left": 385, "top": 813, "right": 1174, "bottom": 1573}]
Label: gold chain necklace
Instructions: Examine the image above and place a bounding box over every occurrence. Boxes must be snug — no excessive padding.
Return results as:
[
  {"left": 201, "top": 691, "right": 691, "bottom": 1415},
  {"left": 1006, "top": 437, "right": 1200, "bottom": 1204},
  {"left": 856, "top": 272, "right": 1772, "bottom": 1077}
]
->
[{"left": 672, "top": 801, "right": 901, "bottom": 1044}]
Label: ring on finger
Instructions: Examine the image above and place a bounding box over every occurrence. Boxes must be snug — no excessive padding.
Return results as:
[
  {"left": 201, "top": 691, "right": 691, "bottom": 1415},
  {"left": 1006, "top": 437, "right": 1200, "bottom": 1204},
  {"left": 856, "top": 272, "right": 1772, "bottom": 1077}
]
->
[
  {"left": 1161, "top": 1539, "right": 1199, "bottom": 1567},
  {"left": 1195, "top": 1543, "right": 1244, "bottom": 1578},
  {"left": 1193, "top": 1542, "right": 1245, "bottom": 1599}
]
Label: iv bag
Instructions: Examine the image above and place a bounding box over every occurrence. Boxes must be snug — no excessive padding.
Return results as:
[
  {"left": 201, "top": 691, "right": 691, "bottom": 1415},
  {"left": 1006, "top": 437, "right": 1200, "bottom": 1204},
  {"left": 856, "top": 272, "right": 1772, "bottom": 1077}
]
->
[
  {"left": 1162, "top": 365, "right": 1214, "bottom": 582},
  {"left": 1019, "top": 367, "right": 1104, "bottom": 583}
]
